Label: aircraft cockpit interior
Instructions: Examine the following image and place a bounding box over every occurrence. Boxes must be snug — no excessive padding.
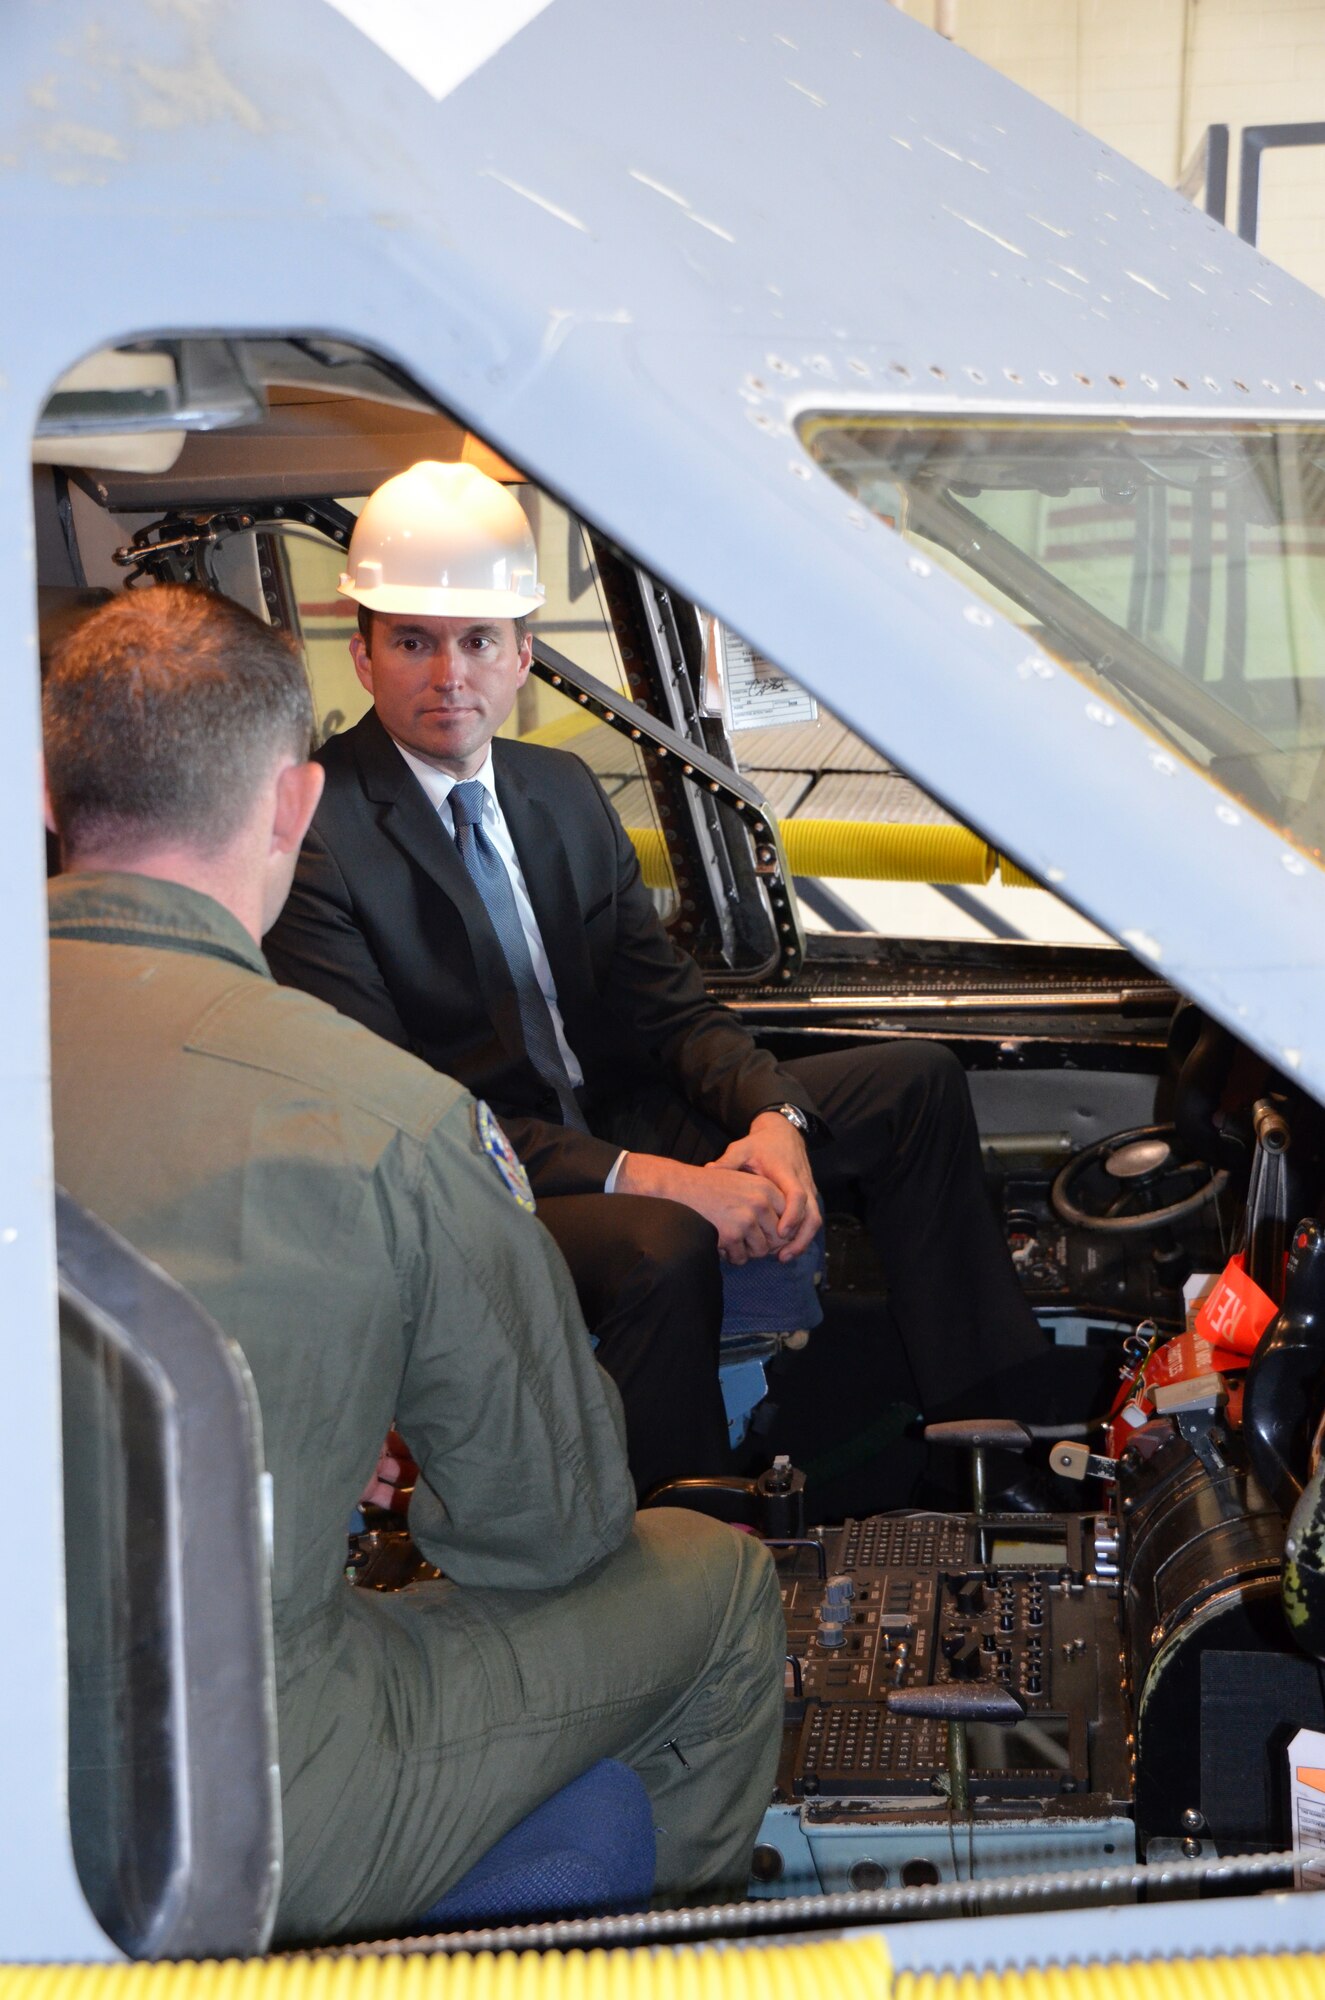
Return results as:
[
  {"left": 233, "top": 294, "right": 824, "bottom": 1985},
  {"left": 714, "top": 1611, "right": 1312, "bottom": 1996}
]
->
[{"left": 35, "top": 333, "right": 1325, "bottom": 1951}]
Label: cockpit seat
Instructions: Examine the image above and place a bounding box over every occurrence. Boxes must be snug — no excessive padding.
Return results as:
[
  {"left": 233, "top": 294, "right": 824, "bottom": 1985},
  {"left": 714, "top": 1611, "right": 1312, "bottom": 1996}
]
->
[
  {"left": 416, "top": 1759, "right": 655, "bottom": 1930},
  {"left": 720, "top": 1224, "right": 826, "bottom": 1344},
  {"left": 718, "top": 1225, "right": 826, "bottom": 1447}
]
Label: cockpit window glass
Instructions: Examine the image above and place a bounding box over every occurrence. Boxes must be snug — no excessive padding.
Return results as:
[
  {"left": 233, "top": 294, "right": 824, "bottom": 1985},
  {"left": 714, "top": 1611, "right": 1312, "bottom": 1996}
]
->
[
  {"left": 511, "top": 487, "right": 629, "bottom": 696},
  {"left": 725, "top": 678, "right": 1109, "bottom": 945},
  {"left": 279, "top": 506, "right": 367, "bottom": 743},
  {"left": 799, "top": 414, "right": 1325, "bottom": 876},
  {"left": 512, "top": 678, "right": 678, "bottom": 917}
]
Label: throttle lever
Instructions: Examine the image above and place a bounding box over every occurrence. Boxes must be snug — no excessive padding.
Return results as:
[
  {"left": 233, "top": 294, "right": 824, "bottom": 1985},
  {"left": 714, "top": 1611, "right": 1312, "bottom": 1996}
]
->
[
  {"left": 889, "top": 1684, "right": 1027, "bottom": 1811},
  {"left": 1050, "top": 1440, "right": 1119, "bottom": 1483},
  {"left": 923, "top": 1417, "right": 1033, "bottom": 1528}
]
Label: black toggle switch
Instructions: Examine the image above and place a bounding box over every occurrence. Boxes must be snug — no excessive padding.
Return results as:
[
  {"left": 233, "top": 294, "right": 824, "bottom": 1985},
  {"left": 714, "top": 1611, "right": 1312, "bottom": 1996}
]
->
[{"left": 950, "top": 1632, "right": 983, "bottom": 1680}]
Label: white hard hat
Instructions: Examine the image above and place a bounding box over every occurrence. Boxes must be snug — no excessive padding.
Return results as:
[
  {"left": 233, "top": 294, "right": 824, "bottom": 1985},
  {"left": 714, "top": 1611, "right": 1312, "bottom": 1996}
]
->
[{"left": 337, "top": 460, "right": 546, "bottom": 619}]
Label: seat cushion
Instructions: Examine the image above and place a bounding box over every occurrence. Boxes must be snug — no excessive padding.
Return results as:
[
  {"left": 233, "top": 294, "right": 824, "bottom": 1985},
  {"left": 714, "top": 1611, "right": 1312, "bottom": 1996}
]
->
[
  {"left": 418, "top": 1759, "right": 655, "bottom": 1929},
  {"left": 720, "top": 1226, "right": 826, "bottom": 1343}
]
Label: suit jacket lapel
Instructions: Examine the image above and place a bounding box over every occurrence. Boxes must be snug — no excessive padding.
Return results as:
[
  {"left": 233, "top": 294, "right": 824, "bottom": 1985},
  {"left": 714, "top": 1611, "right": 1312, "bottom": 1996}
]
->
[
  {"left": 351, "top": 711, "right": 527, "bottom": 1061},
  {"left": 494, "top": 742, "right": 596, "bottom": 1050}
]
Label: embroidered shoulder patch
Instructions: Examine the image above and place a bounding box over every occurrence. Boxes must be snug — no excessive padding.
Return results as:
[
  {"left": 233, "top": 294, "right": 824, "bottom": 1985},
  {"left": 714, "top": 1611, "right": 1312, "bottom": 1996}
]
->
[{"left": 474, "top": 1100, "right": 535, "bottom": 1211}]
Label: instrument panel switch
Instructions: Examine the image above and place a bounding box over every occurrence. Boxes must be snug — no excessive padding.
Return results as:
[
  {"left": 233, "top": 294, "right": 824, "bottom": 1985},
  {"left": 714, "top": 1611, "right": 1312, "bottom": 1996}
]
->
[{"left": 949, "top": 1632, "right": 984, "bottom": 1680}]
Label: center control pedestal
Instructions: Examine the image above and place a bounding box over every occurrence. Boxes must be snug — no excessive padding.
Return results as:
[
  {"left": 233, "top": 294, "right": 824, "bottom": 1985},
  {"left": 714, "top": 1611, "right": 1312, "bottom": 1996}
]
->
[{"left": 752, "top": 1507, "right": 1134, "bottom": 1898}]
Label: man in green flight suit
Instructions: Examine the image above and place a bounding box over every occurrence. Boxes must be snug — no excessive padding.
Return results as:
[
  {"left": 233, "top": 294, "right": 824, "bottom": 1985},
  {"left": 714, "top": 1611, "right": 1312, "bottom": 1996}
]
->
[{"left": 43, "top": 586, "right": 783, "bottom": 1947}]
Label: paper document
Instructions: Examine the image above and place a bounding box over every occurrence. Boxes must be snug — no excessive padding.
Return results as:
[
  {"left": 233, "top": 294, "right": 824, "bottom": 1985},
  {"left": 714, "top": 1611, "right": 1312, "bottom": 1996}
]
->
[
  {"left": 711, "top": 623, "right": 819, "bottom": 733},
  {"left": 1288, "top": 1727, "right": 1325, "bottom": 1887}
]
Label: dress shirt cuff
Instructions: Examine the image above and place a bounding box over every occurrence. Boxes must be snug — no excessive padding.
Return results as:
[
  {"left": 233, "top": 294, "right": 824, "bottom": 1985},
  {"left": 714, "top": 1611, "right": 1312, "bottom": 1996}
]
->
[{"left": 604, "top": 1150, "right": 629, "bottom": 1195}]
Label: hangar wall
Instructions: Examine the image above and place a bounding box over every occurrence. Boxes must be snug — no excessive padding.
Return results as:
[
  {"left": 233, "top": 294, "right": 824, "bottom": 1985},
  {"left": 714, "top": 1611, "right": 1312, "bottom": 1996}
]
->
[{"left": 901, "top": 0, "right": 1325, "bottom": 296}]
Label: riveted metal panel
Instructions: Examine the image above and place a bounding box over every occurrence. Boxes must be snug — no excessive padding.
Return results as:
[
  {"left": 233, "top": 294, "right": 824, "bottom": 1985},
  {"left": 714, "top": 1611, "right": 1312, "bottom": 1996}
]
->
[{"left": 7, "top": 0, "right": 1325, "bottom": 1960}]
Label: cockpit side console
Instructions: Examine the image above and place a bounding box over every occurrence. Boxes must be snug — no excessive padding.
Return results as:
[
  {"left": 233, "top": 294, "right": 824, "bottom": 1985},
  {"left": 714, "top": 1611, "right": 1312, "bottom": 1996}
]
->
[{"left": 763, "top": 1391, "right": 1325, "bottom": 1894}]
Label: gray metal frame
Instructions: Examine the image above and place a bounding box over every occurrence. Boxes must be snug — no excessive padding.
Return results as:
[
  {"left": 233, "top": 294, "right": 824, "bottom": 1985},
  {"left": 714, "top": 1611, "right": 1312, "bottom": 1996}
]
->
[
  {"left": 1175, "top": 118, "right": 1325, "bottom": 247},
  {"left": 530, "top": 636, "right": 805, "bottom": 981},
  {"left": 1237, "top": 121, "right": 1325, "bottom": 244},
  {"left": 1177, "top": 123, "right": 1230, "bottom": 224},
  {"left": 57, "top": 1193, "right": 281, "bottom": 1959},
  {"left": 10, "top": 0, "right": 1325, "bottom": 1965}
]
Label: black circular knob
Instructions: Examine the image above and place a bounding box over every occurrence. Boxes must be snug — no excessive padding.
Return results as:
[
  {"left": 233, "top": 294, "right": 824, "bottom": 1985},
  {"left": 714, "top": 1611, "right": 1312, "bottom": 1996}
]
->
[{"left": 751, "top": 1844, "right": 785, "bottom": 1884}]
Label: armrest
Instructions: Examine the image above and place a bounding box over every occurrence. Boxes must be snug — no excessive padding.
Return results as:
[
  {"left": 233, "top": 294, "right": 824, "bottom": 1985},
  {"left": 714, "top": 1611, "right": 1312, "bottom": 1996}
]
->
[{"left": 922, "top": 1417, "right": 1034, "bottom": 1453}]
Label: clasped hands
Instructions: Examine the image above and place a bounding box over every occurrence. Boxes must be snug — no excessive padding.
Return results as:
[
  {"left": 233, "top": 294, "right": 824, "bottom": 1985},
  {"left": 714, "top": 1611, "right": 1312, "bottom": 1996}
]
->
[{"left": 613, "top": 1109, "right": 822, "bottom": 1265}]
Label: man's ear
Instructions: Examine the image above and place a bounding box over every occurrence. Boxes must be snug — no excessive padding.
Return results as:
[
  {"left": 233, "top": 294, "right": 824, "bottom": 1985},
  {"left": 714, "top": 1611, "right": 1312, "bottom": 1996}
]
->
[
  {"left": 350, "top": 631, "right": 374, "bottom": 696},
  {"left": 514, "top": 631, "right": 533, "bottom": 687},
  {"left": 272, "top": 760, "right": 325, "bottom": 857},
  {"left": 42, "top": 764, "right": 57, "bottom": 836}
]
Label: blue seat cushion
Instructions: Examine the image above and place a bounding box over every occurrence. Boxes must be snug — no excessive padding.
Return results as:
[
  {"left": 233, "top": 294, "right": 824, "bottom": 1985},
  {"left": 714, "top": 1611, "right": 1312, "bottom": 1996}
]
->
[
  {"left": 720, "top": 1225, "right": 826, "bottom": 1344},
  {"left": 417, "top": 1759, "right": 655, "bottom": 1930}
]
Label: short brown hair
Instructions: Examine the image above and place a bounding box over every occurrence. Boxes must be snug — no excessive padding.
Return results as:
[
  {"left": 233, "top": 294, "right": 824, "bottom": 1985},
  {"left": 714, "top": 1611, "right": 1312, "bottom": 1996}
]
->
[
  {"left": 356, "top": 604, "right": 530, "bottom": 646},
  {"left": 44, "top": 586, "right": 314, "bottom": 862}
]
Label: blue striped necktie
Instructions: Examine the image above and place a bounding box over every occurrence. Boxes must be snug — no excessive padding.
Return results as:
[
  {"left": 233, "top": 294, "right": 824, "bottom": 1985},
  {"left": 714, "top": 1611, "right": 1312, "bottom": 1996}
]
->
[{"left": 448, "top": 780, "right": 587, "bottom": 1132}]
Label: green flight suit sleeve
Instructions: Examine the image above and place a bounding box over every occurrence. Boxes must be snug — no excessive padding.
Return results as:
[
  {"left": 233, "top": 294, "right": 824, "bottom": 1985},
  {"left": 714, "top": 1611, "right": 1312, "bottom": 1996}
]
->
[{"left": 386, "top": 1093, "right": 636, "bottom": 1588}]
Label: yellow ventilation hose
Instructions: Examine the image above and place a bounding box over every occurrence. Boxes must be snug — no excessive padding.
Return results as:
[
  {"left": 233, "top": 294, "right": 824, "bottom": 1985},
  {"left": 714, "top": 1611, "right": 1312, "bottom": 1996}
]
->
[
  {"left": 900, "top": 1956, "right": 1325, "bottom": 2000},
  {"left": 778, "top": 822, "right": 995, "bottom": 886},
  {"left": 0, "top": 1938, "right": 887, "bottom": 2000},
  {"left": 630, "top": 827, "right": 673, "bottom": 890},
  {"left": 626, "top": 822, "right": 1036, "bottom": 892},
  {"left": 7, "top": 1944, "right": 1325, "bottom": 2000},
  {"left": 517, "top": 708, "right": 1039, "bottom": 890}
]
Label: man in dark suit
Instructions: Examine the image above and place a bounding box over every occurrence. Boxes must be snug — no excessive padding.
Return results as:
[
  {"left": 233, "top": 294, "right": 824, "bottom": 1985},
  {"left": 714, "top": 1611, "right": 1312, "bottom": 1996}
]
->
[{"left": 266, "top": 461, "right": 1052, "bottom": 1494}]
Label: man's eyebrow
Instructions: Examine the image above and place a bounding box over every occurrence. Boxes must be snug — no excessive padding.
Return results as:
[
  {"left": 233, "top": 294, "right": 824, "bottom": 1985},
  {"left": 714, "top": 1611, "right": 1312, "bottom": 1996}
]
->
[
  {"left": 462, "top": 622, "right": 504, "bottom": 639},
  {"left": 383, "top": 622, "right": 434, "bottom": 641}
]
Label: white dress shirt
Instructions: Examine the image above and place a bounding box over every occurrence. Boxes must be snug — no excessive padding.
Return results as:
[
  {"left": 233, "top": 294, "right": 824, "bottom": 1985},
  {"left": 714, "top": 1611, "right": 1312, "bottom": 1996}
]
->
[{"left": 392, "top": 738, "right": 626, "bottom": 1191}]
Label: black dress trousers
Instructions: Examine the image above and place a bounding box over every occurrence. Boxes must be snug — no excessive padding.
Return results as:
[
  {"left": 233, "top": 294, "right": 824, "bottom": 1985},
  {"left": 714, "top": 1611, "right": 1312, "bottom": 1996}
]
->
[
  {"left": 536, "top": 1040, "right": 1050, "bottom": 1496},
  {"left": 534, "top": 1192, "right": 726, "bottom": 1501}
]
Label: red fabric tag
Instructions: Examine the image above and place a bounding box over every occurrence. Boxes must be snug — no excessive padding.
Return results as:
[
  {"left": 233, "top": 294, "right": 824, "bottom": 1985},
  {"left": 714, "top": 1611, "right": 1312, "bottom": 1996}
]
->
[
  {"left": 1193, "top": 1254, "right": 1279, "bottom": 1357},
  {"left": 1105, "top": 1308, "right": 1256, "bottom": 1456},
  {"left": 1149, "top": 1329, "right": 1247, "bottom": 1384}
]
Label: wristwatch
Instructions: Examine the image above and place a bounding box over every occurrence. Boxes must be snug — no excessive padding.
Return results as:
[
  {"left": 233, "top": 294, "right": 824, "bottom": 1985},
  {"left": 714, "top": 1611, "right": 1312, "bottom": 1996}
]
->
[{"left": 766, "top": 1101, "right": 810, "bottom": 1135}]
